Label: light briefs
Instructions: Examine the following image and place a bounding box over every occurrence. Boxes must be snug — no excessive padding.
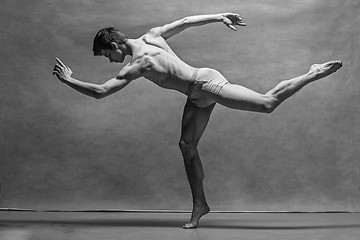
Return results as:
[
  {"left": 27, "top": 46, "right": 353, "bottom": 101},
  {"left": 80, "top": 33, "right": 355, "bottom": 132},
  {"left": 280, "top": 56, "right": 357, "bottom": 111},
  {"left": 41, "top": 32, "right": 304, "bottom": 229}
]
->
[{"left": 186, "top": 68, "right": 229, "bottom": 108}]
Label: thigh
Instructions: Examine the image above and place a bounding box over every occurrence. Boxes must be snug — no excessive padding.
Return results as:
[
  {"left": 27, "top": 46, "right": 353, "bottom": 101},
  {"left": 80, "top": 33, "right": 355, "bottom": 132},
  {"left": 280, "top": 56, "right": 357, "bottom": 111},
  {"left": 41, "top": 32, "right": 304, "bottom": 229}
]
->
[
  {"left": 215, "top": 83, "right": 270, "bottom": 112},
  {"left": 181, "top": 99, "right": 215, "bottom": 146}
]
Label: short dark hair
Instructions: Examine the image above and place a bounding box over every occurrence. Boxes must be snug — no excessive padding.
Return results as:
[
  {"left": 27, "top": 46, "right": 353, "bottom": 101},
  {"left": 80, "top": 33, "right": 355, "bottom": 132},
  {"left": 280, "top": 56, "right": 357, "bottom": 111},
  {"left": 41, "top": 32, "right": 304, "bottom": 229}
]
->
[{"left": 92, "top": 27, "right": 128, "bottom": 56}]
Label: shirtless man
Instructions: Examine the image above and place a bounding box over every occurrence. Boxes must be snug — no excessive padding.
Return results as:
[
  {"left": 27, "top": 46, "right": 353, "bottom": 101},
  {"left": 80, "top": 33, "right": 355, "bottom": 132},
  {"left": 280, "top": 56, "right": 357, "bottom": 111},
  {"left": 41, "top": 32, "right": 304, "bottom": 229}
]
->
[{"left": 53, "top": 12, "right": 342, "bottom": 228}]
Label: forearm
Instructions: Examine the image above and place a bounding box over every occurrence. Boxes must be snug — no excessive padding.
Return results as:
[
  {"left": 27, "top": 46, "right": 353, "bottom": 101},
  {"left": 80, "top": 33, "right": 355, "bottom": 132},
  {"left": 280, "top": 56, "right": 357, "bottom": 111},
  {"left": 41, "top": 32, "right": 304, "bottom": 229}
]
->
[
  {"left": 63, "top": 77, "right": 104, "bottom": 99},
  {"left": 183, "top": 14, "right": 223, "bottom": 27},
  {"left": 154, "top": 13, "right": 241, "bottom": 39}
]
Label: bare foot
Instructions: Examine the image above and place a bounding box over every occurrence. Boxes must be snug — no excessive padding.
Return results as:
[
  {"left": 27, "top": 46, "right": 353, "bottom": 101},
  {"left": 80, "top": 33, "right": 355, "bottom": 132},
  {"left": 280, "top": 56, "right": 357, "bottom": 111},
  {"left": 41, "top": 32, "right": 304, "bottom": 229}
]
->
[
  {"left": 309, "top": 60, "right": 342, "bottom": 80},
  {"left": 182, "top": 205, "right": 210, "bottom": 229}
]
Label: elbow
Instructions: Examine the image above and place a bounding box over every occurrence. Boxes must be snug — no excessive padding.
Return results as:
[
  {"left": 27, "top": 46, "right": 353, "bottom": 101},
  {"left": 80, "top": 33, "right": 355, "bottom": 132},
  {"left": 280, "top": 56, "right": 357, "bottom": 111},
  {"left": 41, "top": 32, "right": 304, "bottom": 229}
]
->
[
  {"left": 182, "top": 17, "right": 191, "bottom": 26},
  {"left": 93, "top": 87, "right": 106, "bottom": 99},
  {"left": 93, "top": 93, "right": 104, "bottom": 99}
]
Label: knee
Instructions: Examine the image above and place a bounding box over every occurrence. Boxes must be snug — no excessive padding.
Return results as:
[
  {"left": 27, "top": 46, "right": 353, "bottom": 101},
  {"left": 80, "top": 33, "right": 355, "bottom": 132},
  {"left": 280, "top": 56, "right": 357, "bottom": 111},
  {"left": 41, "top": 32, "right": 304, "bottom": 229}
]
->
[{"left": 179, "top": 140, "right": 197, "bottom": 160}]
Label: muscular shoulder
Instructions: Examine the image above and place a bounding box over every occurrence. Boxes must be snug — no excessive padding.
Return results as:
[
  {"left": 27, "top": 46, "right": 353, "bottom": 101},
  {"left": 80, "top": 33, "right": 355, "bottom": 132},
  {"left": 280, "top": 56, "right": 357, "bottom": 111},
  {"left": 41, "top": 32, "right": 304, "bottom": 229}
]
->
[
  {"left": 140, "top": 29, "right": 175, "bottom": 54},
  {"left": 147, "top": 27, "right": 163, "bottom": 38}
]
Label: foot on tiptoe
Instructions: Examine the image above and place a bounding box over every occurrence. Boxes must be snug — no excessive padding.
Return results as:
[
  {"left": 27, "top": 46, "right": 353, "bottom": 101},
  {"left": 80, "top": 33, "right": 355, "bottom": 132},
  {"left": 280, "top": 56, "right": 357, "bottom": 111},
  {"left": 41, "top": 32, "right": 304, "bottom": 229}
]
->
[{"left": 182, "top": 205, "right": 210, "bottom": 229}]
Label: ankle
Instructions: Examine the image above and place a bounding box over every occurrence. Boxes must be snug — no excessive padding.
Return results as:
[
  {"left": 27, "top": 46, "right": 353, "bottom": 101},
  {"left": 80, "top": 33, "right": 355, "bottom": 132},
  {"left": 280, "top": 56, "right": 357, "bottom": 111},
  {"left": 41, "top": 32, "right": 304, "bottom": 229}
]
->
[{"left": 193, "top": 203, "right": 210, "bottom": 211}]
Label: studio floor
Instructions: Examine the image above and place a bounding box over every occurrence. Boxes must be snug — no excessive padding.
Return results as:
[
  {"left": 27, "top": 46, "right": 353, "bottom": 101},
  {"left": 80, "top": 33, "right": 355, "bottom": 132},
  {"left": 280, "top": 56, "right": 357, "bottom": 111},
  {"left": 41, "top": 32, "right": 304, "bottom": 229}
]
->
[{"left": 0, "top": 211, "right": 360, "bottom": 240}]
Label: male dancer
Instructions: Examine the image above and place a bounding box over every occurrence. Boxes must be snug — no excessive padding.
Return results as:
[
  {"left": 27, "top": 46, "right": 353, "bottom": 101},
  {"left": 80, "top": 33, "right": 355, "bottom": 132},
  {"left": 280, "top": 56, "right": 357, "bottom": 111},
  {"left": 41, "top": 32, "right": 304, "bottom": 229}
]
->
[{"left": 53, "top": 12, "right": 342, "bottom": 228}]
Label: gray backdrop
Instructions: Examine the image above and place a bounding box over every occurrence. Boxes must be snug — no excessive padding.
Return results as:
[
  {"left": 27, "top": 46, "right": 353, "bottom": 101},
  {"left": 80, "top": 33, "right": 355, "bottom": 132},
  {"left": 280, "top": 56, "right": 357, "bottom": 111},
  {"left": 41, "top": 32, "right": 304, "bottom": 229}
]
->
[{"left": 1, "top": 0, "right": 360, "bottom": 211}]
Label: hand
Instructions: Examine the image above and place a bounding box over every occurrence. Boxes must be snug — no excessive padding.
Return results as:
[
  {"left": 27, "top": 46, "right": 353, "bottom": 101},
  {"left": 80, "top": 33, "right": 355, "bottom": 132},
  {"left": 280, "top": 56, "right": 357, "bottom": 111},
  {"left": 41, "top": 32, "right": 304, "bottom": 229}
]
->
[
  {"left": 53, "top": 58, "right": 73, "bottom": 82},
  {"left": 221, "top": 13, "right": 246, "bottom": 31}
]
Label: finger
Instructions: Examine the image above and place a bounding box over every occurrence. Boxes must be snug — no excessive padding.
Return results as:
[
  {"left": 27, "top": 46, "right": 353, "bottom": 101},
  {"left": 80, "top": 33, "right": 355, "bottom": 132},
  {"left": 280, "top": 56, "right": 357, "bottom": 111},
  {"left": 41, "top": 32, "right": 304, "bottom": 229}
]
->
[
  {"left": 53, "top": 72, "right": 63, "bottom": 81},
  {"left": 236, "top": 18, "right": 244, "bottom": 23},
  {"left": 54, "top": 65, "right": 62, "bottom": 72},
  {"left": 53, "top": 67, "right": 61, "bottom": 74},
  {"left": 54, "top": 64, "right": 63, "bottom": 70},
  {"left": 228, "top": 25, "right": 236, "bottom": 31},
  {"left": 53, "top": 71, "right": 59, "bottom": 77},
  {"left": 53, "top": 69, "right": 60, "bottom": 76},
  {"left": 56, "top": 58, "right": 66, "bottom": 68},
  {"left": 234, "top": 20, "right": 246, "bottom": 26}
]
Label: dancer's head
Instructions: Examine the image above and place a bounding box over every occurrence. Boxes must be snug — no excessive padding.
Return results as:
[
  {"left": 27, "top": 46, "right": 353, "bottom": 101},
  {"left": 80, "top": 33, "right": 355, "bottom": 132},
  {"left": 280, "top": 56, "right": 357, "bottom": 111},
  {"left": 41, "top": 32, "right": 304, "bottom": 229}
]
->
[{"left": 93, "top": 27, "right": 129, "bottom": 63}]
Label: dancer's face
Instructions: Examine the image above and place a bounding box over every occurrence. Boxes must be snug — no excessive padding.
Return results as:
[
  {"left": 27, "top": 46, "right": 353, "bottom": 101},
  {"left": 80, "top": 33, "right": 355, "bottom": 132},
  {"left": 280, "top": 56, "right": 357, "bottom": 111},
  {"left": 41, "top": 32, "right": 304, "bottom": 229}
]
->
[
  {"left": 102, "top": 49, "right": 124, "bottom": 63},
  {"left": 101, "top": 42, "right": 125, "bottom": 63}
]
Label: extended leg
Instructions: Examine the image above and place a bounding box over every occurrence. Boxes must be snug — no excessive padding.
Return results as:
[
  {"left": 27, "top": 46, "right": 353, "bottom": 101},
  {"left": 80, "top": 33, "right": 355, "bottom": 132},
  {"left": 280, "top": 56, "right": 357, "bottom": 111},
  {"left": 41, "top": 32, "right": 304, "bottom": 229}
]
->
[
  {"left": 179, "top": 100, "right": 215, "bottom": 229},
  {"left": 215, "top": 60, "right": 342, "bottom": 112}
]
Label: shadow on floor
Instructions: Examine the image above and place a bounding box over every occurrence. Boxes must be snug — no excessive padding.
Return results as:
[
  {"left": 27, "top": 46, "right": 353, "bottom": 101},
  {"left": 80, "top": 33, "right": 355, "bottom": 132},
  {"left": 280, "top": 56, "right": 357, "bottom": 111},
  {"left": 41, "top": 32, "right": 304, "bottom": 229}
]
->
[{"left": 1, "top": 218, "right": 360, "bottom": 230}]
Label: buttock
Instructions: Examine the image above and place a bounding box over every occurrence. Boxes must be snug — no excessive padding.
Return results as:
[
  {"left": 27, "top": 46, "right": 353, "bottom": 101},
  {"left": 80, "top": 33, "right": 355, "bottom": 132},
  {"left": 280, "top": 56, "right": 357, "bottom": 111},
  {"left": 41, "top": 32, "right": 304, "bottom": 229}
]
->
[{"left": 186, "top": 68, "right": 229, "bottom": 108}]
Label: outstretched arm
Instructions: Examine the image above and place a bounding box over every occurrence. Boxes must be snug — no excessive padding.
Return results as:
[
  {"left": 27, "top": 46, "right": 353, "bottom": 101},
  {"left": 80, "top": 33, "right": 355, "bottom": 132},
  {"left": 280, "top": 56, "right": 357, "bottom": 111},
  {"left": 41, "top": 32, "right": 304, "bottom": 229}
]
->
[
  {"left": 53, "top": 58, "right": 139, "bottom": 99},
  {"left": 150, "top": 12, "right": 246, "bottom": 39}
]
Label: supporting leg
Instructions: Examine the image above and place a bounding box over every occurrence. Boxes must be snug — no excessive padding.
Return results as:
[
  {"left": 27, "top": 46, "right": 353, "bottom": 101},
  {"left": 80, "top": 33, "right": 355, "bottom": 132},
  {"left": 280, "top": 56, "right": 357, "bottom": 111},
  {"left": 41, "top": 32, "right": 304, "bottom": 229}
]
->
[
  {"left": 179, "top": 100, "right": 215, "bottom": 229},
  {"left": 215, "top": 60, "right": 342, "bottom": 112}
]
